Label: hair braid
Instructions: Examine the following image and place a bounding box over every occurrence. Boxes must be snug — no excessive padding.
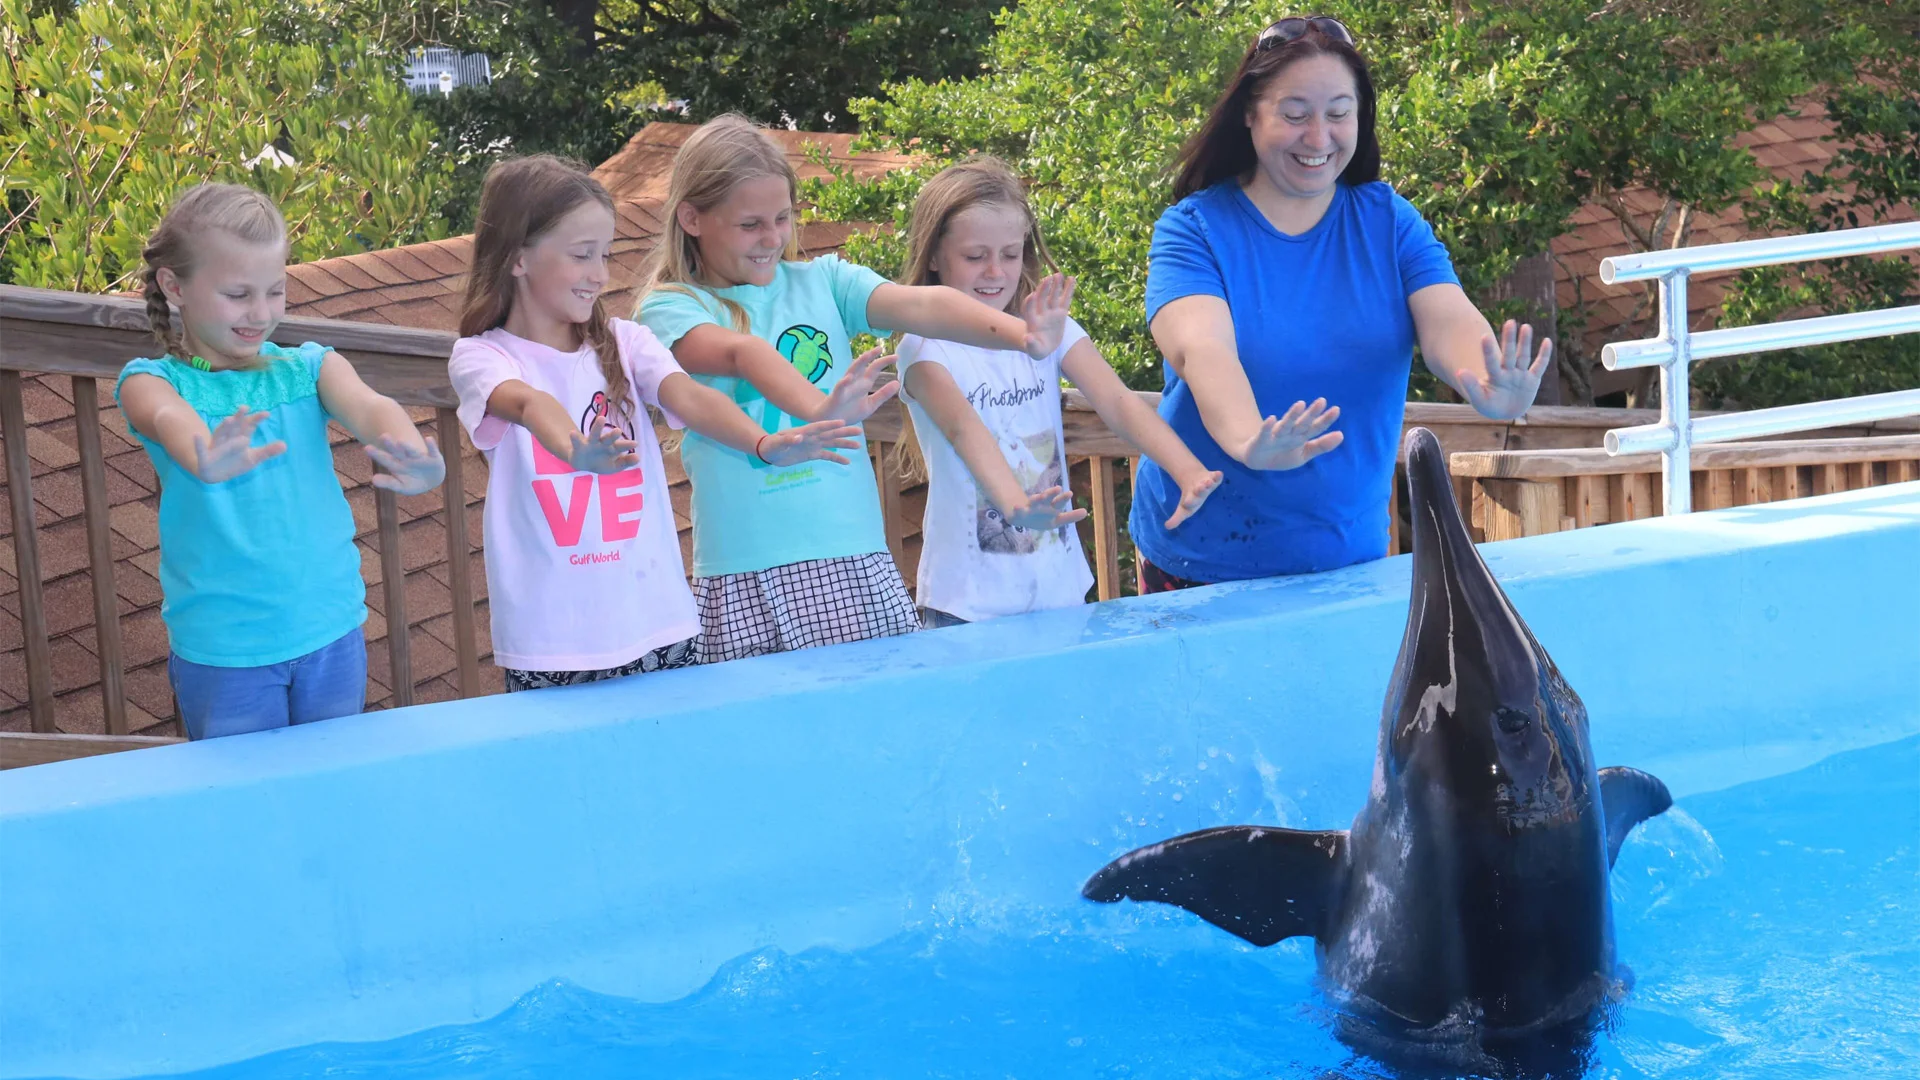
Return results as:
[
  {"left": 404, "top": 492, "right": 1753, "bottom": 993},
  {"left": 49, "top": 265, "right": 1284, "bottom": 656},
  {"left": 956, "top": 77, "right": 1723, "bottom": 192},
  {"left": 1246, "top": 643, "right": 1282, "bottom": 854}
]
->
[{"left": 141, "top": 264, "right": 183, "bottom": 358}]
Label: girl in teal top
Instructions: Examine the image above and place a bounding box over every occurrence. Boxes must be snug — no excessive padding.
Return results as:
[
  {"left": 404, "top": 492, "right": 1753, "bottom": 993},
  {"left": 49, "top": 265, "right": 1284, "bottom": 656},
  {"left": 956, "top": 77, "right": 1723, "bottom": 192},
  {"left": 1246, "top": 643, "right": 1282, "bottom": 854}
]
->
[
  {"left": 638, "top": 114, "right": 1077, "bottom": 663},
  {"left": 114, "top": 183, "right": 445, "bottom": 740}
]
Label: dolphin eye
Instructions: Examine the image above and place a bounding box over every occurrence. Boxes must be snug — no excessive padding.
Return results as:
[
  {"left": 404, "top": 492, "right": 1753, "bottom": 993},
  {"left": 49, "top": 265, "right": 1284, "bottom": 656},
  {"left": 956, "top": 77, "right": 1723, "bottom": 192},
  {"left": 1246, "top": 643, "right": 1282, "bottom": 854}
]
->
[{"left": 1495, "top": 707, "right": 1532, "bottom": 735}]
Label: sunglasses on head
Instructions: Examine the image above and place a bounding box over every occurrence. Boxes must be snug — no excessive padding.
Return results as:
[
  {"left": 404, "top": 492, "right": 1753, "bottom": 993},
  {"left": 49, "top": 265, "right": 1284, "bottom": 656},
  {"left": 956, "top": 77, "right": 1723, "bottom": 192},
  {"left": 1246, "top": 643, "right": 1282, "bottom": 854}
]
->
[{"left": 1255, "top": 15, "right": 1355, "bottom": 50}]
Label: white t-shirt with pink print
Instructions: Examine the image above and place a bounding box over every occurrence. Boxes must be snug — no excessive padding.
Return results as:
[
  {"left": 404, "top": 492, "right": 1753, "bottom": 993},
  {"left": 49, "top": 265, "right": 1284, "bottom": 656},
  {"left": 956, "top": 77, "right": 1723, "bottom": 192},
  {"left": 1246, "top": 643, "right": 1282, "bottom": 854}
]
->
[{"left": 449, "top": 319, "right": 698, "bottom": 672}]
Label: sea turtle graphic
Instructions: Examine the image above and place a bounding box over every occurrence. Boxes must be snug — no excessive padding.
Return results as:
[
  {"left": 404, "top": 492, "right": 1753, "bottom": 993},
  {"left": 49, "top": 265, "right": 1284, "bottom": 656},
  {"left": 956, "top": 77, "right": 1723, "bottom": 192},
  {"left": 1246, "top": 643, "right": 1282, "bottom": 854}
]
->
[{"left": 776, "top": 324, "right": 834, "bottom": 384}]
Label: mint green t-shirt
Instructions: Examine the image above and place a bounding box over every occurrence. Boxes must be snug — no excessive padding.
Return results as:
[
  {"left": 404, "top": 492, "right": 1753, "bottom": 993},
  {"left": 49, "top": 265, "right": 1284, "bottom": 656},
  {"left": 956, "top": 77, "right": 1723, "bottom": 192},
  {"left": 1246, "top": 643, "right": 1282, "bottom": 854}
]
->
[
  {"left": 639, "top": 255, "right": 893, "bottom": 578},
  {"left": 114, "top": 342, "right": 366, "bottom": 667}
]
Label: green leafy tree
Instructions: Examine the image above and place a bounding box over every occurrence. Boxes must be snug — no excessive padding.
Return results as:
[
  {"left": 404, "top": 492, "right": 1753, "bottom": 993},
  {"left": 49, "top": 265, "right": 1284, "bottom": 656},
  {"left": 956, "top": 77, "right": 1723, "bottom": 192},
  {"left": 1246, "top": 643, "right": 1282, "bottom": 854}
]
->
[
  {"left": 810, "top": 0, "right": 1880, "bottom": 401},
  {"left": 604, "top": 0, "right": 1009, "bottom": 131},
  {"left": 0, "top": 0, "right": 448, "bottom": 292},
  {"left": 280, "top": 0, "right": 666, "bottom": 233},
  {"left": 1704, "top": 44, "right": 1920, "bottom": 409}
]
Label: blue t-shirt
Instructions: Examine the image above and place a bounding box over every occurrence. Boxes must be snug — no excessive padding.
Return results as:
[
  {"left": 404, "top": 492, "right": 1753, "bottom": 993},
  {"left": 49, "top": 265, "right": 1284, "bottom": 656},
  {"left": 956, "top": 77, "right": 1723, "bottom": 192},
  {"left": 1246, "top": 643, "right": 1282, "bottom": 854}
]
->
[
  {"left": 638, "top": 255, "right": 893, "bottom": 578},
  {"left": 1130, "top": 180, "right": 1460, "bottom": 582},
  {"left": 114, "top": 342, "right": 366, "bottom": 666}
]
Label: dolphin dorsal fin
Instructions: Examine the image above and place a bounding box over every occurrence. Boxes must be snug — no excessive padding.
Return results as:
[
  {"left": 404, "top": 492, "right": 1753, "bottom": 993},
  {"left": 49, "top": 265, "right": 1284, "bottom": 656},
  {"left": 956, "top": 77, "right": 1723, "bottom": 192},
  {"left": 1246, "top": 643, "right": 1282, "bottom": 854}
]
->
[
  {"left": 1598, "top": 766, "right": 1674, "bottom": 868},
  {"left": 1081, "top": 826, "right": 1347, "bottom": 946}
]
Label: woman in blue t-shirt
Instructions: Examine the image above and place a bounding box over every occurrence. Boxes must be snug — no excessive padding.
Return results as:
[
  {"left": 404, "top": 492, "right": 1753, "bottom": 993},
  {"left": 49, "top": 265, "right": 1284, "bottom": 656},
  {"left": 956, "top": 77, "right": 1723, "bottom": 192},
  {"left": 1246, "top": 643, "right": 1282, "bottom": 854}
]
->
[{"left": 1129, "top": 16, "right": 1551, "bottom": 588}]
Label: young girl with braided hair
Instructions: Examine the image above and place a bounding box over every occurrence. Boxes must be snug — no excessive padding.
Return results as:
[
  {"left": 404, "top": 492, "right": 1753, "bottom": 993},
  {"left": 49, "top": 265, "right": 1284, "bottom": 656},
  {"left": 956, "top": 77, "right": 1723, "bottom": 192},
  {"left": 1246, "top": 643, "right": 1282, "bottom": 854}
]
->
[{"left": 115, "top": 182, "right": 445, "bottom": 738}]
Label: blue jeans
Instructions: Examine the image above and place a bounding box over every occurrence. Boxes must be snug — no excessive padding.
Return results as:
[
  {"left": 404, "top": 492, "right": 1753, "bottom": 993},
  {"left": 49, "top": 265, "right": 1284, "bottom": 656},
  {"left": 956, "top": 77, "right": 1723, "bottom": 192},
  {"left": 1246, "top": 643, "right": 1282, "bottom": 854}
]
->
[{"left": 168, "top": 627, "right": 368, "bottom": 741}]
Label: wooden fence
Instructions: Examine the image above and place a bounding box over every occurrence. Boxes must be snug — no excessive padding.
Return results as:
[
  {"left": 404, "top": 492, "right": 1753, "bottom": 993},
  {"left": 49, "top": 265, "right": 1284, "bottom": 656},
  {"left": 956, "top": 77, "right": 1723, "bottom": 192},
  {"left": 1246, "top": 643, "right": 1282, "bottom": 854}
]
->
[
  {"left": 5, "top": 282, "right": 1918, "bottom": 767},
  {"left": 1452, "top": 436, "right": 1920, "bottom": 540}
]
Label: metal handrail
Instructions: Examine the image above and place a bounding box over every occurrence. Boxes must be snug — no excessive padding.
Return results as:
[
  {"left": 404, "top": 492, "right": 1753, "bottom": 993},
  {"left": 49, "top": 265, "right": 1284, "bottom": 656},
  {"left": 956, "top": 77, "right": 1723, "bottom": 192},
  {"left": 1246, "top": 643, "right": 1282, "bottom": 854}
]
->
[{"left": 1597, "top": 221, "right": 1920, "bottom": 513}]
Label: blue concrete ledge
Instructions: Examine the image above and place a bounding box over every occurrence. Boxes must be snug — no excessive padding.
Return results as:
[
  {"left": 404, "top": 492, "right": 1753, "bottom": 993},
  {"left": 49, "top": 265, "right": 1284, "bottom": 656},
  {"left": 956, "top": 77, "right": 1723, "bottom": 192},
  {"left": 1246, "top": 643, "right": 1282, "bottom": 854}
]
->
[{"left": 3, "top": 482, "right": 1917, "bottom": 1079}]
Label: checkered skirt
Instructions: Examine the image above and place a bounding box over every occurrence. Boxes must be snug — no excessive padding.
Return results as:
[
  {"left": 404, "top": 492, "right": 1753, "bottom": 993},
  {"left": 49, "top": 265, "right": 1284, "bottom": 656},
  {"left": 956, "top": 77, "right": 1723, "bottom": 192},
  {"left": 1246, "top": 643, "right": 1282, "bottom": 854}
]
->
[{"left": 692, "top": 552, "right": 919, "bottom": 664}]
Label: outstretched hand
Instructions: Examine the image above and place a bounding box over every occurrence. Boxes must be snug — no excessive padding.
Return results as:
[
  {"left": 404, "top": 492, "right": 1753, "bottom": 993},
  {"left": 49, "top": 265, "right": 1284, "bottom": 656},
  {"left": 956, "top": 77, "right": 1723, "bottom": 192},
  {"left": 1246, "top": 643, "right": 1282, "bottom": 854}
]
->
[
  {"left": 1000, "top": 485, "right": 1088, "bottom": 533},
  {"left": 367, "top": 434, "right": 446, "bottom": 496},
  {"left": 757, "top": 418, "right": 863, "bottom": 467},
  {"left": 1162, "top": 468, "right": 1225, "bottom": 530},
  {"left": 1239, "top": 398, "right": 1343, "bottom": 471},
  {"left": 816, "top": 345, "right": 901, "bottom": 424},
  {"left": 1021, "top": 273, "right": 1077, "bottom": 359},
  {"left": 1456, "top": 320, "right": 1552, "bottom": 421},
  {"left": 568, "top": 422, "right": 640, "bottom": 474},
  {"left": 192, "top": 405, "right": 286, "bottom": 483}
]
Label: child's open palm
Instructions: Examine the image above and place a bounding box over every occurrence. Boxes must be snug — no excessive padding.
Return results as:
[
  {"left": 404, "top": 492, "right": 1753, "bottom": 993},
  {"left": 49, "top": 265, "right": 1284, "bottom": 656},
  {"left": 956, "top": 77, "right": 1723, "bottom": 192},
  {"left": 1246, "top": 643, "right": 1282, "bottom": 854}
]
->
[
  {"left": 817, "top": 345, "right": 901, "bottom": 424},
  {"left": 758, "top": 419, "right": 864, "bottom": 467},
  {"left": 1003, "top": 485, "right": 1088, "bottom": 532},
  {"left": 1021, "top": 273, "right": 1077, "bottom": 359},
  {"left": 367, "top": 434, "right": 447, "bottom": 496},
  {"left": 1162, "top": 469, "right": 1225, "bottom": 529},
  {"left": 569, "top": 422, "right": 640, "bottom": 474},
  {"left": 192, "top": 406, "right": 286, "bottom": 483}
]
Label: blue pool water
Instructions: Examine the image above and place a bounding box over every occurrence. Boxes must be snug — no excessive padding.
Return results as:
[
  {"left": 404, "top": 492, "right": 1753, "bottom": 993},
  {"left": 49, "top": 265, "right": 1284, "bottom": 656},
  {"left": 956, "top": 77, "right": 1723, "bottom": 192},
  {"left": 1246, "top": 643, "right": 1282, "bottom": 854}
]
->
[{"left": 117, "top": 731, "right": 1919, "bottom": 1080}]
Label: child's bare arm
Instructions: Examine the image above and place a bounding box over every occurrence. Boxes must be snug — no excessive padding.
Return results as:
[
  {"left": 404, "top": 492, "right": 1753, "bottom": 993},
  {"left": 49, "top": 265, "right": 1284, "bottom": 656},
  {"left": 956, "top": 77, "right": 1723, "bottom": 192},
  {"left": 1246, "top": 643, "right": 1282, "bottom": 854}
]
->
[
  {"left": 483, "top": 379, "right": 638, "bottom": 474},
  {"left": 668, "top": 325, "right": 896, "bottom": 423},
  {"left": 119, "top": 373, "right": 286, "bottom": 484},
  {"left": 903, "top": 361, "right": 1085, "bottom": 532},
  {"left": 1062, "top": 339, "right": 1222, "bottom": 529},
  {"left": 869, "top": 275, "right": 1077, "bottom": 360},
  {"left": 655, "top": 372, "right": 861, "bottom": 467},
  {"left": 316, "top": 353, "right": 445, "bottom": 494}
]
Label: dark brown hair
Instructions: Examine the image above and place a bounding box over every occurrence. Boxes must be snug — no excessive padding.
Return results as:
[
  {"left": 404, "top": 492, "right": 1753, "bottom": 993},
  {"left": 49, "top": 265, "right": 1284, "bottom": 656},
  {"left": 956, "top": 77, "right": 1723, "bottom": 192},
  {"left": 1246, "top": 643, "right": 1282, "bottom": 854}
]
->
[
  {"left": 461, "top": 155, "right": 632, "bottom": 427},
  {"left": 1172, "top": 27, "right": 1381, "bottom": 202}
]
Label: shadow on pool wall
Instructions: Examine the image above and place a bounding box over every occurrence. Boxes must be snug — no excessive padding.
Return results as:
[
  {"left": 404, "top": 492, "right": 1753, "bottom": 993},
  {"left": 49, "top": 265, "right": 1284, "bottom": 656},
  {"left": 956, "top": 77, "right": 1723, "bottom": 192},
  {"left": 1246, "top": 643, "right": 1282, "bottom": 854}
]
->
[{"left": 3, "top": 483, "right": 1918, "bottom": 1079}]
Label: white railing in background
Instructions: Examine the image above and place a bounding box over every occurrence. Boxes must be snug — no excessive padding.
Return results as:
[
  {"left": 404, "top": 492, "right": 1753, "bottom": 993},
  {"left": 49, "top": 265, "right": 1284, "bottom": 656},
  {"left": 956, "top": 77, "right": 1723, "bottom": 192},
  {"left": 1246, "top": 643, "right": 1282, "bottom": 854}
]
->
[{"left": 1598, "top": 221, "right": 1920, "bottom": 514}]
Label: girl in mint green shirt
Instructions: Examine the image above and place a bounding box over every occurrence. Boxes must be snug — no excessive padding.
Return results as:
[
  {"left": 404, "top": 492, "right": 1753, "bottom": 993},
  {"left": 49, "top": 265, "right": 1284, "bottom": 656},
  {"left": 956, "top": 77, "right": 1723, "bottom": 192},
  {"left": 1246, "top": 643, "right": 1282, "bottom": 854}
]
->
[
  {"left": 115, "top": 183, "right": 445, "bottom": 739},
  {"left": 638, "top": 114, "right": 1077, "bottom": 663}
]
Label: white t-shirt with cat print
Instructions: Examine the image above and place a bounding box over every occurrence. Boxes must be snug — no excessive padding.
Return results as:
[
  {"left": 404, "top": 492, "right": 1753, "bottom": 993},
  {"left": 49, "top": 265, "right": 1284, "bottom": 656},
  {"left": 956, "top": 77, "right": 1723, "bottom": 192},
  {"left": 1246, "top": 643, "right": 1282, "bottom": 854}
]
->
[
  {"left": 448, "top": 319, "right": 698, "bottom": 671},
  {"left": 898, "top": 318, "right": 1095, "bottom": 622}
]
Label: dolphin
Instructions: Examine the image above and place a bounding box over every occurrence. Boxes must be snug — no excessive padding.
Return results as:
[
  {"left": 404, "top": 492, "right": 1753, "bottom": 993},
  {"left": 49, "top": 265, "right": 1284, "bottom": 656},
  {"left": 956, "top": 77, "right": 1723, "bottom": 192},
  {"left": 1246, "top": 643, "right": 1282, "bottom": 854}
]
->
[{"left": 1083, "top": 427, "right": 1672, "bottom": 1074}]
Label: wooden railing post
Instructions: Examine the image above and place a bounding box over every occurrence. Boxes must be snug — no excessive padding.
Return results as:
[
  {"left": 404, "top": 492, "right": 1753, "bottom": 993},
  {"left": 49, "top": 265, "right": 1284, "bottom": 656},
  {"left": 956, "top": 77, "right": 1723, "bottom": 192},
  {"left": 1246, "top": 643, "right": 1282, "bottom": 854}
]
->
[
  {"left": 1129, "top": 457, "right": 1146, "bottom": 596},
  {"left": 437, "top": 409, "right": 480, "bottom": 698},
  {"left": 0, "top": 370, "right": 56, "bottom": 731},
  {"left": 871, "top": 440, "right": 909, "bottom": 575},
  {"left": 72, "top": 377, "right": 129, "bottom": 734},
  {"left": 1088, "top": 456, "right": 1122, "bottom": 601},
  {"left": 375, "top": 489, "right": 413, "bottom": 709}
]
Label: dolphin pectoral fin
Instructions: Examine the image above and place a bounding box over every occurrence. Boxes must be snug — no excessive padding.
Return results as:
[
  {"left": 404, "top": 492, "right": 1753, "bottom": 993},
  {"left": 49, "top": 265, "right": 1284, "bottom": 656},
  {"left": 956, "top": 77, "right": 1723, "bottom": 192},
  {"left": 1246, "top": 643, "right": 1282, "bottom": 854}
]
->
[
  {"left": 1598, "top": 766, "right": 1674, "bottom": 868},
  {"left": 1080, "top": 825, "right": 1347, "bottom": 947}
]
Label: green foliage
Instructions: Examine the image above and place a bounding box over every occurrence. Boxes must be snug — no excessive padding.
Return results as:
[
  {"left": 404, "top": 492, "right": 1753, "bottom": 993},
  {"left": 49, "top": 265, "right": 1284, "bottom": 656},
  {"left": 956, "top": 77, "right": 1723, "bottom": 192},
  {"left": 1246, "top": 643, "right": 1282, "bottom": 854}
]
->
[
  {"left": 280, "top": 0, "right": 666, "bottom": 233},
  {"left": 1704, "top": 46, "right": 1920, "bottom": 409},
  {"left": 0, "top": 0, "right": 448, "bottom": 292},
  {"left": 811, "top": 0, "right": 1885, "bottom": 399},
  {"left": 605, "top": 0, "right": 1008, "bottom": 132}
]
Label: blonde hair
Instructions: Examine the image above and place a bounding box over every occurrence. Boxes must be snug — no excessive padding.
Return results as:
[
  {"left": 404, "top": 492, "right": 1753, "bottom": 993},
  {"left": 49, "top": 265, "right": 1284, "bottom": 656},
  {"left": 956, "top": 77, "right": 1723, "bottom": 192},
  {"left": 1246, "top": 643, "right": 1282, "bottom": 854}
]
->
[
  {"left": 892, "top": 157, "right": 1060, "bottom": 484},
  {"left": 637, "top": 114, "right": 802, "bottom": 332},
  {"left": 140, "top": 183, "right": 287, "bottom": 361},
  {"left": 460, "top": 155, "right": 634, "bottom": 430}
]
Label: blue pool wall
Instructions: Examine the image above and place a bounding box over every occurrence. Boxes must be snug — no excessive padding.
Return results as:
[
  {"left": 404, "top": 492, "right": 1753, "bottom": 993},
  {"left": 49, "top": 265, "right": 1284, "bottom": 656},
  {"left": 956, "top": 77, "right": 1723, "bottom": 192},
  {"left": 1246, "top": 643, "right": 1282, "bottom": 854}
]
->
[{"left": 3, "top": 482, "right": 1917, "bottom": 1079}]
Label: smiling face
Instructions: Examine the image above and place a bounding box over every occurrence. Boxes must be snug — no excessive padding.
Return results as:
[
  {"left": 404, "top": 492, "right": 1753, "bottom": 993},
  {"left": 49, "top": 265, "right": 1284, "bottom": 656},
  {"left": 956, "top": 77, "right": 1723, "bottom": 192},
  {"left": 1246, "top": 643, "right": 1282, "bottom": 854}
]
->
[
  {"left": 677, "top": 174, "right": 793, "bottom": 288},
  {"left": 158, "top": 231, "right": 288, "bottom": 364},
  {"left": 1244, "top": 53, "right": 1359, "bottom": 203},
  {"left": 513, "top": 199, "right": 616, "bottom": 329},
  {"left": 932, "top": 202, "right": 1029, "bottom": 314}
]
